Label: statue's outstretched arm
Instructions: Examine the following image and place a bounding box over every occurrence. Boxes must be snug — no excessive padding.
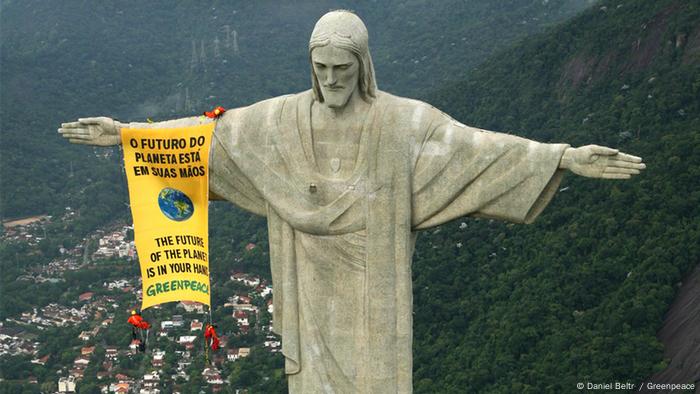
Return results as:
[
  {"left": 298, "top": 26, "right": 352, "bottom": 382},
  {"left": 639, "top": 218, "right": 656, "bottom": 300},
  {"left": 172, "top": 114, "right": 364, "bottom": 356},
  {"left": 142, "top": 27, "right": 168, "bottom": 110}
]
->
[
  {"left": 58, "top": 116, "right": 210, "bottom": 146},
  {"left": 559, "top": 145, "right": 645, "bottom": 179}
]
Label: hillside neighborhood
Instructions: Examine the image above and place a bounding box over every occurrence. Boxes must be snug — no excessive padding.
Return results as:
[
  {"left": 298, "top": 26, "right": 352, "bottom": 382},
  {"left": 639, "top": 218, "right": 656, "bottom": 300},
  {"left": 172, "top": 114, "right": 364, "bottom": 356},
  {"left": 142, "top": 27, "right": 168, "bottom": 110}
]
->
[{"left": 1, "top": 212, "right": 280, "bottom": 393}]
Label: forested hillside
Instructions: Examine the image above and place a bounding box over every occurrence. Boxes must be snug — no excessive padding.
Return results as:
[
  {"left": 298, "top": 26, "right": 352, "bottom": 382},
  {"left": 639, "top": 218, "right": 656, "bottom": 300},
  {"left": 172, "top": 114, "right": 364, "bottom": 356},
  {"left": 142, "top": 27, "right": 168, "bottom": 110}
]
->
[
  {"left": 2, "top": 0, "right": 699, "bottom": 392},
  {"left": 414, "top": 0, "right": 700, "bottom": 392}
]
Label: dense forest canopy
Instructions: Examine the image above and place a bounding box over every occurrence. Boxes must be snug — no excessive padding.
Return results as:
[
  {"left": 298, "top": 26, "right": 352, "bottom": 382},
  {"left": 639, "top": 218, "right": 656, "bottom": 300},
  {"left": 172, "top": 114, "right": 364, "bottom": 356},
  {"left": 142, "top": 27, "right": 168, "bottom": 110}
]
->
[
  {"left": 1, "top": 0, "right": 699, "bottom": 392},
  {"left": 417, "top": 0, "right": 699, "bottom": 391}
]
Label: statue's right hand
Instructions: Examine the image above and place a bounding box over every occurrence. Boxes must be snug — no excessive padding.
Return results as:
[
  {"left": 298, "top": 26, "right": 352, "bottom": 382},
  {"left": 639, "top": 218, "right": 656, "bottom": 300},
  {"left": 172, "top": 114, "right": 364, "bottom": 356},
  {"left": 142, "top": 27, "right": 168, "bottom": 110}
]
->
[{"left": 58, "top": 116, "right": 122, "bottom": 146}]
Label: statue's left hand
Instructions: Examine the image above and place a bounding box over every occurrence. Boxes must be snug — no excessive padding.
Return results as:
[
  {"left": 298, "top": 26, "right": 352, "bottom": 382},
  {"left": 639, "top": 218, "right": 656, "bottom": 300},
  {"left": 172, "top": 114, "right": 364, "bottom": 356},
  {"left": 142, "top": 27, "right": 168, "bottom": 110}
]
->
[{"left": 559, "top": 145, "right": 645, "bottom": 179}]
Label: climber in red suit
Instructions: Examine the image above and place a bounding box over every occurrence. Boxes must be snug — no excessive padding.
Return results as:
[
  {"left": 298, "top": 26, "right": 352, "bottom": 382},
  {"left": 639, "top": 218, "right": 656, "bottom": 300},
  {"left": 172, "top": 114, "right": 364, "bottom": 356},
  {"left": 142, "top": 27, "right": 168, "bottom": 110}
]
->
[
  {"left": 127, "top": 309, "right": 151, "bottom": 352},
  {"left": 204, "top": 324, "right": 220, "bottom": 351}
]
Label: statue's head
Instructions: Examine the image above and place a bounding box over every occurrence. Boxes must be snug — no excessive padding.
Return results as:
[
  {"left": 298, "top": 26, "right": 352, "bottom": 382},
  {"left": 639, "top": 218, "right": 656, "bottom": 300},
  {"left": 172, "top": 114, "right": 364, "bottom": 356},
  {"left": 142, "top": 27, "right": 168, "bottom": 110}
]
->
[{"left": 309, "top": 10, "right": 376, "bottom": 108}]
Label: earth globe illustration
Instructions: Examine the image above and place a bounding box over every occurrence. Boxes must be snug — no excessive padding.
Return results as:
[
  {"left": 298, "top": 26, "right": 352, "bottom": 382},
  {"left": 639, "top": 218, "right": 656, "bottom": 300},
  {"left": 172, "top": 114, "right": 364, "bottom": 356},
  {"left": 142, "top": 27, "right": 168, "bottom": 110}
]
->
[{"left": 157, "top": 188, "right": 194, "bottom": 221}]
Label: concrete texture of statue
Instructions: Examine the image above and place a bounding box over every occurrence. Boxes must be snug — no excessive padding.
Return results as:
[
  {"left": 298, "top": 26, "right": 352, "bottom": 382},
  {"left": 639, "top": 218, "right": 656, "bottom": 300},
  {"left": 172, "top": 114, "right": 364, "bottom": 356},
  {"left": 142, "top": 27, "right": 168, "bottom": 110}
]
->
[{"left": 59, "top": 10, "right": 645, "bottom": 393}]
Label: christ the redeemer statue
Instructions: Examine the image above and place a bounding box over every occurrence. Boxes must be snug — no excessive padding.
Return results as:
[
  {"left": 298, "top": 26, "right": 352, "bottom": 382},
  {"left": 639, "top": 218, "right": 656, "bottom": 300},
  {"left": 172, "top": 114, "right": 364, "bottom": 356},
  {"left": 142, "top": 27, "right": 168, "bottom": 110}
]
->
[{"left": 59, "top": 10, "right": 645, "bottom": 394}]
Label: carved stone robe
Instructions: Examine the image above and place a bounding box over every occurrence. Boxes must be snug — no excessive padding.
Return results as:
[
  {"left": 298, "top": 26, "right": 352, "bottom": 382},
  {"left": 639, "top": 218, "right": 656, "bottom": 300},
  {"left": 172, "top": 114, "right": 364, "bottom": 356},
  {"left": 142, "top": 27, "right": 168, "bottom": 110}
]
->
[{"left": 208, "top": 90, "right": 568, "bottom": 393}]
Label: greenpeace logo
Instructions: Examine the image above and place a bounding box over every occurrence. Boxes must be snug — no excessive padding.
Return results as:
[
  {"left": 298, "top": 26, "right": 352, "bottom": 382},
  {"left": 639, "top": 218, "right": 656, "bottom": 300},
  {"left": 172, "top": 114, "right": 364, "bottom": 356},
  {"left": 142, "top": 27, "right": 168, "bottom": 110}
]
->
[{"left": 146, "top": 280, "right": 209, "bottom": 296}]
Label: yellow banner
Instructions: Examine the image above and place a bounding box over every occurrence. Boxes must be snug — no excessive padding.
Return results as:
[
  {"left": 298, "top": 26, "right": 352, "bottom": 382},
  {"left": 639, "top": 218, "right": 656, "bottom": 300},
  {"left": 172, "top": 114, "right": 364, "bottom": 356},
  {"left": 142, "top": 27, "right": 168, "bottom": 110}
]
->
[{"left": 121, "top": 123, "right": 214, "bottom": 310}]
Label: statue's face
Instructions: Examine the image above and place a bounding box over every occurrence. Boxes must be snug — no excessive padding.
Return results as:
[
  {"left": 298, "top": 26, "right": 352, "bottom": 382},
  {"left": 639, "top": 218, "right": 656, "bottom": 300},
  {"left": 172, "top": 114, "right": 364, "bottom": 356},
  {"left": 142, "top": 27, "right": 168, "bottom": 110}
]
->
[{"left": 311, "top": 45, "right": 360, "bottom": 109}]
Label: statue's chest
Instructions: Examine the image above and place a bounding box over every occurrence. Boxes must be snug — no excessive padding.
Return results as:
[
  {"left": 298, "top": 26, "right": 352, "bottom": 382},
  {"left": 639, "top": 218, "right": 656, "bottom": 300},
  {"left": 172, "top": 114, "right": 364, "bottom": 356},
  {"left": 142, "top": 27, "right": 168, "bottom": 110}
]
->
[{"left": 311, "top": 122, "right": 363, "bottom": 179}]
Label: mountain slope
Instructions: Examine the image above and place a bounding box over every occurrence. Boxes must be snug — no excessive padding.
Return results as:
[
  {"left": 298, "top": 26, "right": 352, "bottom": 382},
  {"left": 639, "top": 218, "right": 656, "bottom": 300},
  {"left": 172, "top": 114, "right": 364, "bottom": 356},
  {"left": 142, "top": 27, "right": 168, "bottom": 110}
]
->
[
  {"left": 412, "top": 0, "right": 700, "bottom": 392},
  {"left": 645, "top": 264, "right": 700, "bottom": 391}
]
